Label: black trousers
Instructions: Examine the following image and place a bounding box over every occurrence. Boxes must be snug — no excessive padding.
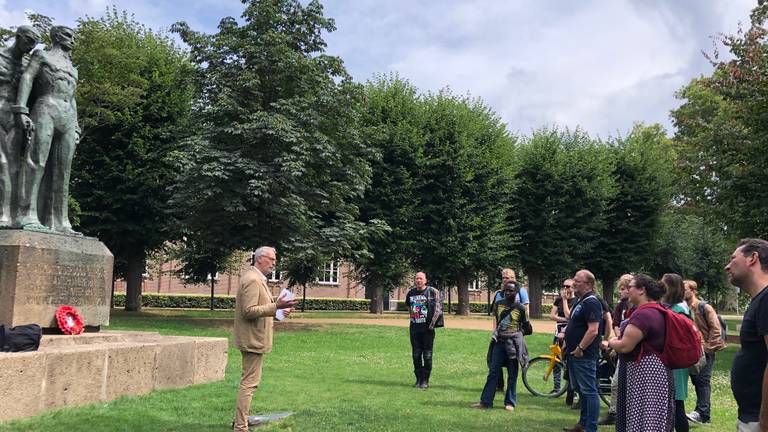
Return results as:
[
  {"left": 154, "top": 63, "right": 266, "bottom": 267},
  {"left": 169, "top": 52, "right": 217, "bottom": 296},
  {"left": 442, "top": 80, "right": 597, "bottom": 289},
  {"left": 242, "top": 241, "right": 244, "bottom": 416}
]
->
[
  {"left": 410, "top": 328, "right": 435, "bottom": 383},
  {"left": 674, "top": 399, "right": 689, "bottom": 432}
]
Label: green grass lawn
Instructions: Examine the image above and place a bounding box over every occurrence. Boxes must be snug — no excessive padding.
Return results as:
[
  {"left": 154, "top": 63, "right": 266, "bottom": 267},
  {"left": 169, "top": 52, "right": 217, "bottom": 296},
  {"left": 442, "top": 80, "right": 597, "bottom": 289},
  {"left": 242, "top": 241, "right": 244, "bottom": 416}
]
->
[{"left": 0, "top": 310, "right": 738, "bottom": 431}]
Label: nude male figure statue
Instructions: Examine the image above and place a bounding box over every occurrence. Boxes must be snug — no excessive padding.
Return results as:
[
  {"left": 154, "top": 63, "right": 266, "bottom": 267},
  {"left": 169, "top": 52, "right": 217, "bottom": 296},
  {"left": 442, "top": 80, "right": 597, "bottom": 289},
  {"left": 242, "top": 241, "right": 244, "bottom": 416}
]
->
[{"left": 13, "top": 25, "right": 81, "bottom": 235}]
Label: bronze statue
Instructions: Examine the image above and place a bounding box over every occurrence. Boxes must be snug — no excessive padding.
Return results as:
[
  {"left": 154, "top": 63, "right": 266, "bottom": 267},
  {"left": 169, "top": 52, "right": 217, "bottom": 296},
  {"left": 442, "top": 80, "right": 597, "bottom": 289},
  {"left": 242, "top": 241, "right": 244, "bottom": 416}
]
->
[
  {"left": 0, "top": 26, "right": 40, "bottom": 228},
  {"left": 13, "top": 25, "right": 81, "bottom": 235}
]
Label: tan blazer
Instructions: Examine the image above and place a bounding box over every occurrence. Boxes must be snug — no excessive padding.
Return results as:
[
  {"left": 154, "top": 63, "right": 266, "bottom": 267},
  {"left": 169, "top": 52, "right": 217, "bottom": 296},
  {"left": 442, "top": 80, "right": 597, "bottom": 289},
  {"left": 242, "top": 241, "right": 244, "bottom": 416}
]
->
[{"left": 233, "top": 269, "right": 277, "bottom": 353}]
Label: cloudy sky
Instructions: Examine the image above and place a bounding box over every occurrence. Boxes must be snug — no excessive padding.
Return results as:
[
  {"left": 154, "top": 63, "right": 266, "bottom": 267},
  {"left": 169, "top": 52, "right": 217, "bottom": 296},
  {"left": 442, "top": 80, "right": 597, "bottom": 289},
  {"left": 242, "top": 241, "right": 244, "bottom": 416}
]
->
[{"left": 1, "top": 0, "right": 756, "bottom": 138}]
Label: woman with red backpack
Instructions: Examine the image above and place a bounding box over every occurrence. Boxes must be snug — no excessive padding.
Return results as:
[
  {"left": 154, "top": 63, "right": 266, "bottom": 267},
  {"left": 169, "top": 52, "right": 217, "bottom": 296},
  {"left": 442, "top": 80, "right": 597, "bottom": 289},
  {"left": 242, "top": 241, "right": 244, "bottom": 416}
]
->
[{"left": 608, "top": 274, "right": 674, "bottom": 432}]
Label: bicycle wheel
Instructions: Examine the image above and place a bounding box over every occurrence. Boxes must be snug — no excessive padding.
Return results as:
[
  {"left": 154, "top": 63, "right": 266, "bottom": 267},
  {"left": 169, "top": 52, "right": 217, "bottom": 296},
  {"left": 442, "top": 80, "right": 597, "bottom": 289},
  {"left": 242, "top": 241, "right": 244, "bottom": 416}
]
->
[
  {"left": 597, "top": 356, "right": 615, "bottom": 407},
  {"left": 522, "top": 356, "right": 567, "bottom": 398}
]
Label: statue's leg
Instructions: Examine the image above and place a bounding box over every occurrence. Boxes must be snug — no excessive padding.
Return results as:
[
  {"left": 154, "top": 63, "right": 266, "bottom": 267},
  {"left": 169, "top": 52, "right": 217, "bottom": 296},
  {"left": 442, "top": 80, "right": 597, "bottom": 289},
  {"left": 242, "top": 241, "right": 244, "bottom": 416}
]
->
[
  {"left": 18, "top": 111, "right": 54, "bottom": 229},
  {"left": 0, "top": 127, "right": 12, "bottom": 227},
  {"left": 6, "top": 126, "right": 20, "bottom": 227},
  {"left": 51, "top": 129, "right": 80, "bottom": 235}
]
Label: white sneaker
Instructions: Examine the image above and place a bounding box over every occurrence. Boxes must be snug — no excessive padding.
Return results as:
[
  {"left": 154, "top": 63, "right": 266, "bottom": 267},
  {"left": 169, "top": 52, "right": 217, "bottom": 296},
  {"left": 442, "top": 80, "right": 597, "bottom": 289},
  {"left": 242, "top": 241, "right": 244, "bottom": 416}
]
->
[{"left": 686, "top": 411, "right": 702, "bottom": 424}]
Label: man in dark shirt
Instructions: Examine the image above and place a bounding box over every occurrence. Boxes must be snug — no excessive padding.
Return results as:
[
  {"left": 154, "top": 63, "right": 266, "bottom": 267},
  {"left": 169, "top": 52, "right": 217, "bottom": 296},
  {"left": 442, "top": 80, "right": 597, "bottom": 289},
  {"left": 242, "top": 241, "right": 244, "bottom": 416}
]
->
[
  {"left": 727, "top": 238, "right": 768, "bottom": 431},
  {"left": 562, "top": 269, "right": 603, "bottom": 432},
  {"left": 550, "top": 279, "right": 575, "bottom": 398},
  {"left": 405, "top": 272, "right": 442, "bottom": 389}
]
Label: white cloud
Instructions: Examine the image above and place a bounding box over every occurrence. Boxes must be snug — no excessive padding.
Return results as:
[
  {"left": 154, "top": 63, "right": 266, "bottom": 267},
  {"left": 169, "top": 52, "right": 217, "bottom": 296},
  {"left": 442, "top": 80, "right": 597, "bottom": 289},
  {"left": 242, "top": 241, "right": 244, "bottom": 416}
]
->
[{"left": 0, "top": 0, "right": 755, "bottom": 137}]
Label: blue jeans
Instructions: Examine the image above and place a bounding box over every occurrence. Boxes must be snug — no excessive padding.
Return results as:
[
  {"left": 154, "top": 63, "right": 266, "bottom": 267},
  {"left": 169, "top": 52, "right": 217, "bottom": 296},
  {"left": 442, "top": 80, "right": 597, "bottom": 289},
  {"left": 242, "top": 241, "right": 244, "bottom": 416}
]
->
[
  {"left": 568, "top": 356, "right": 600, "bottom": 432},
  {"left": 480, "top": 340, "right": 519, "bottom": 407},
  {"left": 689, "top": 352, "right": 715, "bottom": 422}
]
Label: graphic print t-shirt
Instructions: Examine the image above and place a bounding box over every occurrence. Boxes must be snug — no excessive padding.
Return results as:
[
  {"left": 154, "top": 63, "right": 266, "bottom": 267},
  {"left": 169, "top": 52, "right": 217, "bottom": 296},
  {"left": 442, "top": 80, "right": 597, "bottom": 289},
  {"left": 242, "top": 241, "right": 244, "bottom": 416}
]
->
[
  {"left": 406, "top": 288, "right": 430, "bottom": 331},
  {"left": 494, "top": 300, "right": 526, "bottom": 338}
]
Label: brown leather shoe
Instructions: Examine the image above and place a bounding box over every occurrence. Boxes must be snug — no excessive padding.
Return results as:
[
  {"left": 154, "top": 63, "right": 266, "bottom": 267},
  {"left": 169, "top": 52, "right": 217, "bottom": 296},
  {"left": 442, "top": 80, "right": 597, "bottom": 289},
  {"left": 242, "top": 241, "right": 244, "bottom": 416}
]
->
[
  {"left": 470, "top": 402, "right": 491, "bottom": 409},
  {"left": 562, "top": 424, "right": 584, "bottom": 432}
]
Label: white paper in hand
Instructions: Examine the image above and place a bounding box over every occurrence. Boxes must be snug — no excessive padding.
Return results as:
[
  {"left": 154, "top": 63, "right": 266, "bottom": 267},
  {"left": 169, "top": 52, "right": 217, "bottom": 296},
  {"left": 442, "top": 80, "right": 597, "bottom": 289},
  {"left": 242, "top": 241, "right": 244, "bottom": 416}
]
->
[{"left": 275, "top": 288, "right": 295, "bottom": 321}]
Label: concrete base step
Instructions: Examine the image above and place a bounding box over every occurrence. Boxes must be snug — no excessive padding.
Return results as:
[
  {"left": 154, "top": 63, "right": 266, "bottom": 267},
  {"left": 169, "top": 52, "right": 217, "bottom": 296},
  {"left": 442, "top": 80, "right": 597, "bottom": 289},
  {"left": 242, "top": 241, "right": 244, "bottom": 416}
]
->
[{"left": 0, "top": 331, "right": 228, "bottom": 421}]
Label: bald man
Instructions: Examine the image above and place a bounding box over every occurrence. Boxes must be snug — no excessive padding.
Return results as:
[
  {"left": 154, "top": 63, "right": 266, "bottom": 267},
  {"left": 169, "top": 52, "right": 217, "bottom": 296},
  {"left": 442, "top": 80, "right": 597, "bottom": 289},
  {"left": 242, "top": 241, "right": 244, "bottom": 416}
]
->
[
  {"left": 562, "top": 269, "right": 604, "bottom": 432},
  {"left": 405, "top": 272, "right": 442, "bottom": 389}
]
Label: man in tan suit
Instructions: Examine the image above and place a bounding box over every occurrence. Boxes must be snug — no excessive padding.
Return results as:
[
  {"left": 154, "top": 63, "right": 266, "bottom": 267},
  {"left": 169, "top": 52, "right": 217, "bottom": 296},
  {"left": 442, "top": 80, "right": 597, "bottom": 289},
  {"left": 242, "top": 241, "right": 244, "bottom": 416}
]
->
[{"left": 233, "top": 246, "right": 297, "bottom": 431}]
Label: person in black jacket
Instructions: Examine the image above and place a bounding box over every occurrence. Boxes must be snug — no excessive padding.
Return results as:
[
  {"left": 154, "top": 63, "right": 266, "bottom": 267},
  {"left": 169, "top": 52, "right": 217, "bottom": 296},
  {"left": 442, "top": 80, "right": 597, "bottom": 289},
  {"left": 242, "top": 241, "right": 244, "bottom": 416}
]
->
[{"left": 405, "top": 272, "right": 442, "bottom": 389}]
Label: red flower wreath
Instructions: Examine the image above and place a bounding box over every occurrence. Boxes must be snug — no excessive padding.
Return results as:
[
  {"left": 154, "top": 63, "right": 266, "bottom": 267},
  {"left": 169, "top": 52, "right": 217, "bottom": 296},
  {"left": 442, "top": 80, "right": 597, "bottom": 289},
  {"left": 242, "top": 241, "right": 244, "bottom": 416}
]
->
[{"left": 55, "top": 306, "right": 84, "bottom": 335}]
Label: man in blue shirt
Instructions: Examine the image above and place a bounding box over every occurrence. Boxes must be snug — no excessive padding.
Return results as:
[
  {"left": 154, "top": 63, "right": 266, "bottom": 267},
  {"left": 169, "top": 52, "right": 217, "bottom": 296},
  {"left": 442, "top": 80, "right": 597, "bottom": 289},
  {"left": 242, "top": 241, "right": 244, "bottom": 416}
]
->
[
  {"left": 493, "top": 269, "right": 530, "bottom": 316},
  {"left": 561, "top": 269, "right": 603, "bottom": 432}
]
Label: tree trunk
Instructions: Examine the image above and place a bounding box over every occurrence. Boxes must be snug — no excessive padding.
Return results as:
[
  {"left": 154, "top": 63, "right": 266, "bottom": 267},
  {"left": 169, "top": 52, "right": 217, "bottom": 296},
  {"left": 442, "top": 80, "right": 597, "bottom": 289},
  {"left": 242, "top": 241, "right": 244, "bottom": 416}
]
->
[
  {"left": 601, "top": 275, "right": 614, "bottom": 305},
  {"left": 110, "top": 274, "right": 115, "bottom": 309},
  {"left": 526, "top": 267, "right": 543, "bottom": 319},
  {"left": 369, "top": 284, "right": 384, "bottom": 314},
  {"left": 124, "top": 252, "right": 145, "bottom": 312},
  {"left": 209, "top": 277, "right": 216, "bottom": 311},
  {"left": 456, "top": 274, "right": 470, "bottom": 316},
  {"left": 302, "top": 283, "right": 307, "bottom": 312},
  {"left": 487, "top": 285, "right": 492, "bottom": 316}
]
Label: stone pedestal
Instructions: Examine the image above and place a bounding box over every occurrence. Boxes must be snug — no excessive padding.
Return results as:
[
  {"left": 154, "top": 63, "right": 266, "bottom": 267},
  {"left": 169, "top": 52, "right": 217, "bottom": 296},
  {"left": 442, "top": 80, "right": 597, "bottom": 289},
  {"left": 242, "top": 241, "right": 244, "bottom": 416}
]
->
[
  {"left": 0, "top": 332, "right": 229, "bottom": 421},
  {"left": 0, "top": 230, "right": 113, "bottom": 328}
]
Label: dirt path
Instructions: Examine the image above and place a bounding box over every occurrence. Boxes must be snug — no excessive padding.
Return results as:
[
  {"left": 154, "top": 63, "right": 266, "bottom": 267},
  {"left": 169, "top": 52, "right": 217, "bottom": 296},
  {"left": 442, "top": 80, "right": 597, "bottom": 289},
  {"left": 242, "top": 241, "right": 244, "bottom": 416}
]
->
[{"left": 287, "top": 317, "right": 559, "bottom": 334}]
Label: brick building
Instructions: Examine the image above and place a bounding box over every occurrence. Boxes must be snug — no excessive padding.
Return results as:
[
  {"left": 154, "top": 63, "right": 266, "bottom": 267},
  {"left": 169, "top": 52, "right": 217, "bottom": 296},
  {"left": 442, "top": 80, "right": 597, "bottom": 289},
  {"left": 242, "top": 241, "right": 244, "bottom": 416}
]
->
[{"left": 114, "top": 258, "right": 558, "bottom": 306}]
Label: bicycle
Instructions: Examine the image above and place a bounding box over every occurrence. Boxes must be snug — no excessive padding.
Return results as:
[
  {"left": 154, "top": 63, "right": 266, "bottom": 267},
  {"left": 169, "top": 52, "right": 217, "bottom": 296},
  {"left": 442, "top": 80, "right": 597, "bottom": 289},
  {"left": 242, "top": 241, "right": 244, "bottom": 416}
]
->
[{"left": 522, "top": 343, "right": 613, "bottom": 406}]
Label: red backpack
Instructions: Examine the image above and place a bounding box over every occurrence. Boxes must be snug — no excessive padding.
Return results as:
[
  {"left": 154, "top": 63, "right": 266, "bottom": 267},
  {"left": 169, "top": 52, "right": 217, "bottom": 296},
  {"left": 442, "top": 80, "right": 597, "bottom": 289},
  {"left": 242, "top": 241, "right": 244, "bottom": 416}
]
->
[{"left": 636, "top": 303, "right": 703, "bottom": 369}]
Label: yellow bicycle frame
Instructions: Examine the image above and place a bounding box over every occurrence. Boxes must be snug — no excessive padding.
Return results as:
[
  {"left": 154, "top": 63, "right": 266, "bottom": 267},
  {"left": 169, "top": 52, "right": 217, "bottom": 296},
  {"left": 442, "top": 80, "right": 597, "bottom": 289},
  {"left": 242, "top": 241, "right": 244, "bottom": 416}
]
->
[{"left": 537, "top": 344, "right": 564, "bottom": 381}]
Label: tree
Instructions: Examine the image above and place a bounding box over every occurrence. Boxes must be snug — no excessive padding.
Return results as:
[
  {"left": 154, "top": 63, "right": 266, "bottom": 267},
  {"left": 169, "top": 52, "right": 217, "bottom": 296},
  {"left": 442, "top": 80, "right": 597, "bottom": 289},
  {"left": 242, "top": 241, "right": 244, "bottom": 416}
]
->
[
  {"left": 166, "top": 239, "right": 244, "bottom": 310},
  {"left": 512, "top": 128, "right": 613, "bottom": 317},
  {"left": 71, "top": 9, "right": 194, "bottom": 311},
  {"left": 412, "top": 90, "right": 516, "bottom": 315},
  {"left": 170, "top": 0, "right": 376, "bottom": 279},
  {"left": 0, "top": 12, "right": 54, "bottom": 43},
  {"left": 648, "top": 210, "right": 731, "bottom": 308},
  {"left": 672, "top": 2, "right": 768, "bottom": 238},
  {"left": 352, "top": 75, "right": 424, "bottom": 314},
  {"left": 587, "top": 124, "right": 675, "bottom": 301}
]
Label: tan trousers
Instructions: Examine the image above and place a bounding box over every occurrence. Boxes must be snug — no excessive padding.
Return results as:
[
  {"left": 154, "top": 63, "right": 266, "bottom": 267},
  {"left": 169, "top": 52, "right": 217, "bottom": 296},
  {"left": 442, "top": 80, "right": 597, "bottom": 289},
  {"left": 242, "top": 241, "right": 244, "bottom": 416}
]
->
[{"left": 234, "top": 351, "right": 264, "bottom": 432}]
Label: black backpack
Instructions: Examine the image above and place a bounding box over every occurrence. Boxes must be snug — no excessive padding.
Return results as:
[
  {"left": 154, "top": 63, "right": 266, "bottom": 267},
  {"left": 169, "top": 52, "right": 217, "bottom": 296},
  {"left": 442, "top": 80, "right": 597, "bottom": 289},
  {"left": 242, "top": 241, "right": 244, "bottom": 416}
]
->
[
  {"left": 697, "top": 301, "right": 727, "bottom": 343},
  {"left": 0, "top": 324, "right": 42, "bottom": 352}
]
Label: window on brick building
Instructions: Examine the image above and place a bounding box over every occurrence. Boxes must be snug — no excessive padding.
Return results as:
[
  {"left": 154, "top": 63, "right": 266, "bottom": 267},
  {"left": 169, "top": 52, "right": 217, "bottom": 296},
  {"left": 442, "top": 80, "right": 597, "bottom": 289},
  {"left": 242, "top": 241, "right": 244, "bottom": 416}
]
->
[
  {"left": 268, "top": 270, "right": 284, "bottom": 282},
  {"left": 318, "top": 261, "right": 340, "bottom": 285},
  {"left": 468, "top": 278, "right": 481, "bottom": 291}
]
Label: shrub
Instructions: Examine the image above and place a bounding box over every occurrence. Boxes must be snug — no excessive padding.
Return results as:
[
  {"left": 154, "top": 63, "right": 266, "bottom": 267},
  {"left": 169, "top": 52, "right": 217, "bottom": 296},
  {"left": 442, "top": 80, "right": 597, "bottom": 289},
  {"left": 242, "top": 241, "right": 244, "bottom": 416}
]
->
[
  {"left": 396, "top": 301, "right": 553, "bottom": 315},
  {"left": 112, "top": 293, "right": 370, "bottom": 311},
  {"left": 111, "top": 293, "right": 553, "bottom": 314}
]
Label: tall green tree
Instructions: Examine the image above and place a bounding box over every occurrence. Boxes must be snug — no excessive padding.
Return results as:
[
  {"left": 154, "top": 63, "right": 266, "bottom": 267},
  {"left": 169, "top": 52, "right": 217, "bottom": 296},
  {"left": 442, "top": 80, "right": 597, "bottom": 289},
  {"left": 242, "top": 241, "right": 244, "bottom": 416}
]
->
[
  {"left": 648, "top": 210, "right": 731, "bottom": 307},
  {"left": 170, "top": 0, "right": 375, "bottom": 278},
  {"left": 587, "top": 123, "right": 675, "bottom": 301},
  {"left": 72, "top": 9, "right": 194, "bottom": 311},
  {"left": 412, "top": 90, "right": 516, "bottom": 316},
  {"left": 672, "top": 2, "right": 768, "bottom": 238},
  {"left": 352, "top": 75, "right": 424, "bottom": 314},
  {"left": 512, "top": 128, "right": 613, "bottom": 317}
]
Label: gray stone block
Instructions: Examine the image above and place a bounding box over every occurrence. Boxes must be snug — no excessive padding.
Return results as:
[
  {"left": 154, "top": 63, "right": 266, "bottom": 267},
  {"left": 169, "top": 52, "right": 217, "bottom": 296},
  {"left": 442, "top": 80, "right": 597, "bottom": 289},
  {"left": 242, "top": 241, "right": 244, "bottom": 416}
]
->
[{"left": 0, "top": 230, "right": 113, "bottom": 328}]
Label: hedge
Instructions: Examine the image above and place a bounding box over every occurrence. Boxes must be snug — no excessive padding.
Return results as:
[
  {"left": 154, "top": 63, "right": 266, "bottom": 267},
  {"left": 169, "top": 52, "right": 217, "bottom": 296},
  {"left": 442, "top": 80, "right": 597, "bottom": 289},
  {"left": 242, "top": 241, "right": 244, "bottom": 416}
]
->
[
  {"left": 111, "top": 293, "right": 553, "bottom": 314},
  {"left": 112, "top": 293, "right": 370, "bottom": 311},
  {"left": 395, "top": 301, "right": 553, "bottom": 315}
]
